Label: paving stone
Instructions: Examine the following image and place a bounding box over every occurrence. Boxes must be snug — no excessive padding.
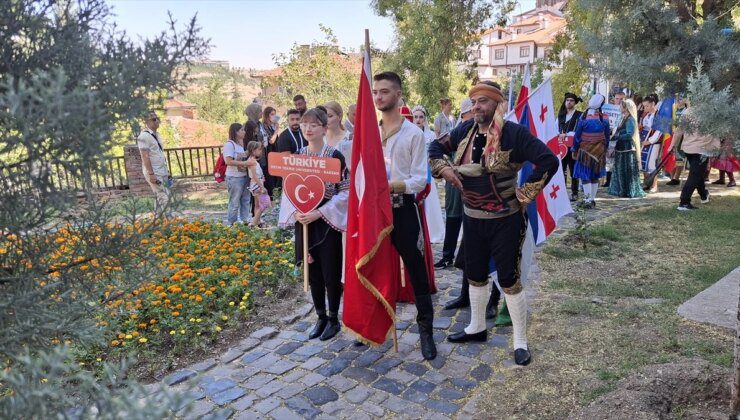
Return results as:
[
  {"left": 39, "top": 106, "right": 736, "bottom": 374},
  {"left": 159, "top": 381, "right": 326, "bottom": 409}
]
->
[
  {"left": 382, "top": 395, "right": 408, "bottom": 414},
  {"left": 230, "top": 394, "right": 256, "bottom": 411},
  {"left": 231, "top": 409, "right": 264, "bottom": 420},
  {"left": 285, "top": 396, "right": 321, "bottom": 419},
  {"left": 341, "top": 367, "right": 378, "bottom": 384},
  {"left": 281, "top": 312, "right": 302, "bottom": 324},
  {"left": 338, "top": 351, "right": 360, "bottom": 361},
  {"left": 369, "top": 390, "right": 389, "bottom": 404},
  {"left": 326, "top": 338, "right": 352, "bottom": 352},
  {"left": 449, "top": 353, "right": 477, "bottom": 365},
  {"left": 277, "top": 330, "right": 296, "bottom": 340},
  {"left": 439, "top": 360, "right": 469, "bottom": 378},
  {"left": 361, "top": 402, "right": 385, "bottom": 416},
  {"left": 438, "top": 309, "right": 457, "bottom": 318},
  {"left": 188, "top": 358, "right": 217, "bottom": 373},
  {"left": 282, "top": 368, "right": 309, "bottom": 384},
  {"left": 264, "top": 359, "right": 297, "bottom": 375},
  {"left": 372, "top": 377, "right": 405, "bottom": 395},
  {"left": 261, "top": 338, "right": 284, "bottom": 350},
  {"left": 183, "top": 399, "right": 214, "bottom": 419},
  {"left": 256, "top": 379, "right": 287, "bottom": 398},
  {"left": 395, "top": 320, "right": 411, "bottom": 330},
  {"left": 402, "top": 362, "right": 428, "bottom": 377},
  {"left": 325, "top": 375, "right": 358, "bottom": 392},
  {"left": 401, "top": 388, "right": 430, "bottom": 404},
  {"left": 490, "top": 334, "right": 509, "bottom": 349},
  {"left": 251, "top": 327, "right": 278, "bottom": 340},
  {"left": 303, "top": 385, "right": 339, "bottom": 406},
  {"left": 409, "top": 324, "right": 420, "bottom": 334},
  {"left": 502, "top": 359, "right": 517, "bottom": 369},
  {"left": 436, "top": 386, "right": 466, "bottom": 401},
  {"left": 299, "top": 357, "right": 327, "bottom": 371},
  {"left": 293, "top": 321, "right": 311, "bottom": 332},
  {"left": 451, "top": 322, "right": 467, "bottom": 331},
  {"left": 287, "top": 352, "right": 310, "bottom": 363},
  {"left": 300, "top": 372, "right": 325, "bottom": 387},
  {"left": 164, "top": 369, "right": 196, "bottom": 386},
  {"left": 354, "top": 350, "right": 383, "bottom": 368},
  {"left": 275, "top": 342, "right": 302, "bottom": 356},
  {"left": 276, "top": 382, "right": 305, "bottom": 399},
  {"left": 243, "top": 373, "right": 276, "bottom": 390},
  {"left": 410, "top": 378, "right": 436, "bottom": 394},
  {"left": 320, "top": 400, "right": 350, "bottom": 416},
  {"left": 346, "top": 384, "right": 373, "bottom": 404},
  {"left": 433, "top": 331, "right": 447, "bottom": 343},
  {"left": 435, "top": 342, "right": 454, "bottom": 356},
  {"left": 371, "top": 357, "right": 403, "bottom": 374},
  {"left": 425, "top": 399, "right": 460, "bottom": 415},
  {"left": 428, "top": 354, "right": 447, "bottom": 370},
  {"left": 470, "top": 363, "right": 493, "bottom": 381},
  {"left": 212, "top": 387, "right": 246, "bottom": 406},
  {"left": 316, "top": 351, "right": 336, "bottom": 360},
  {"left": 220, "top": 348, "right": 245, "bottom": 364},
  {"left": 229, "top": 366, "right": 260, "bottom": 382},
  {"left": 236, "top": 337, "right": 260, "bottom": 351},
  {"left": 450, "top": 377, "right": 477, "bottom": 390},
  {"left": 172, "top": 389, "right": 206, "bottom": 412},
  {"left": 293, "top": 345, "right": 324, "bottom": 358},
  {"left": 387, "top": 368, "right": 418, "bottom": 384},
  {"left": 240, "top": 350, "right": 268, "bottom": 365},
  {"left": 296, "top": 303, "right": 314, "bottom": 318},
  {"left": 292, "top": 333, "right": 310, "bottom": 343},
  {"left": 253, "top": 397, "right": 281, "bottom": 414},
  {"left": 432, "top": 317, "right": 452, "bottom": 329},
  {"left": 455, "top": 343, "right": 484, "bottom": 358},
  {"left": 268, "top": 406, "right": 301, "bottom": 420},
  {"left": 399, "top": 332, "right": 420, "bottom": 346},
  {"left": 202, "top": 407, "right": 235, "bottom": 420},
  {"left": 201, "top": 378, "right": 237, "bottom": 397},
  {"left": 423, "top": 370, "right": 448, "bottom": 385},
  {"left": 252, "top": 354, "right": 281, "bottom": 370},
  {"left": 316, "top": 358, "right": 350, "bottom": 377}
]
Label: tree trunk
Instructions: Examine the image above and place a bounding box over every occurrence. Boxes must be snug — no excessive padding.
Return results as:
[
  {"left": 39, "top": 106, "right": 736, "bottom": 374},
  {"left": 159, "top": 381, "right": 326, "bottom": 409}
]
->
[{"left": 732, "top": 281, "right": 740, "bottom": 415}]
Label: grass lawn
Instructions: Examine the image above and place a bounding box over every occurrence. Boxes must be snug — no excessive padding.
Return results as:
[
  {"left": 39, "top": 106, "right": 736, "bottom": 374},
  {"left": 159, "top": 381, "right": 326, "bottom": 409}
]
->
[{"left": 478, "top": 195, "right": 740, "bottom": 418}]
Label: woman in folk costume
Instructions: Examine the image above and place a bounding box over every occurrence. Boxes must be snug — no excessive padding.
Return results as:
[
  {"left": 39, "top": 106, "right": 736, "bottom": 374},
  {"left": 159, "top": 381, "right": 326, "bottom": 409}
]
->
[
  {"left": 411, "top": 105, "right": 445, "bottom": 243},
  {"left": 284, "top": 108, "right": 350, "bottom": 341},
  {"left": 710, "top": 139, "right": 739, "bottom": 187},
  {"left": 571, "top": 94, "right": 611, "bottom": 208},
  {"left": 639, "top": 94, "right": 663, "bottom": 192},
  {"left": 608, "top": 99, "right": 646, "bottom": 198}
]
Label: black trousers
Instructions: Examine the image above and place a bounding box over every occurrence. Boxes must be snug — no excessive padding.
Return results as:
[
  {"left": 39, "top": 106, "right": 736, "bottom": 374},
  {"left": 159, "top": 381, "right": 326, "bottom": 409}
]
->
[
  {"left": 301, "top": 220, "right": 343, "bottom": 316},
  {"left": 561, "top": 153, "right": 579, "bottom": 195},
  {"left": 463, "top": 211, "right": 527, "bottom": 293},
  {"left": 441, "top": 217, "right": 462, "bottom": 261},
  {"left": 680, "top": 153, "right": 709, "bottom": 205},
  {"left": 390, "top": 196, "right": 430, "bottom": 297}
]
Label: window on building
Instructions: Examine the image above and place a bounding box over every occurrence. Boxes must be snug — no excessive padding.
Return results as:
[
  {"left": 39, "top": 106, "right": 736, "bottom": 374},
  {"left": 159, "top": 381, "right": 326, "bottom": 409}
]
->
[
  {"left": 495, "top": 49, "right": 504, "bottom": 60},
  {"left": 474, "top": 49, "right": 481, "bottom": 59},
  {"left": 520, "top": 46, "right": 530, "bottom": 57},
  {"left": 491, "top": 69, "right": 497, "bottom": 76}
]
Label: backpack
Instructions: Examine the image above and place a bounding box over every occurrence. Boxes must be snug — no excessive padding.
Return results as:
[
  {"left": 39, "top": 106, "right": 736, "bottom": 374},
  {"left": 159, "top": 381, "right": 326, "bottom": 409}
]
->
[{"left": 214, "top": 140, "right": 234, "bottom": 183}]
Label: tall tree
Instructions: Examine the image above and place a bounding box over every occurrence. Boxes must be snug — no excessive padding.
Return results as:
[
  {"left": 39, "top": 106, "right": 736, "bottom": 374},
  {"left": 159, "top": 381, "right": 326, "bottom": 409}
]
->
[
  {"left": 565, "top": 0, "right": 738, "bottom": 138},
  {"left": 0, "top": 0, "right": 208, "bottom": 417},
  {"left": 372, "top": 0, "right": 516, "bottom": 114}
]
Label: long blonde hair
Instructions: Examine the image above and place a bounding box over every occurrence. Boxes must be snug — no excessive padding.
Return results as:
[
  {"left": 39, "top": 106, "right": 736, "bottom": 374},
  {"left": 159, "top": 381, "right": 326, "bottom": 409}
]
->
[
  {"left": 324, "top": 101, "right": 345, "bottom": 130},
  {"left": 621, "top": 99, "right": 641, "bottom": 168}
]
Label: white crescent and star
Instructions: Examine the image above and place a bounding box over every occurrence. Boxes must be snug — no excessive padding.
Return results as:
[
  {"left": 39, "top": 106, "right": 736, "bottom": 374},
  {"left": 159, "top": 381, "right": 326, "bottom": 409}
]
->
[{"left": 295, "top": 185, "right": 309, "bottom": 204}]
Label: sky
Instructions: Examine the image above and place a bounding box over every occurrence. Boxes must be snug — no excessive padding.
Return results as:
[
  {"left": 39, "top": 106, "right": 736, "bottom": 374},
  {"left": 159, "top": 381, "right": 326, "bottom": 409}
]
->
[{"left": 108, "top": 0, "right": 537, "bottom": 70}]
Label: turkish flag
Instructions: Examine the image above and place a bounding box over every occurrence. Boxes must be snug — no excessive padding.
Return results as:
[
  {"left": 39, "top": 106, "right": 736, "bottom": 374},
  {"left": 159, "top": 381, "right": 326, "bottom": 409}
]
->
[{"left": 342, "top": 47, "right": 398, "bottom": 346}]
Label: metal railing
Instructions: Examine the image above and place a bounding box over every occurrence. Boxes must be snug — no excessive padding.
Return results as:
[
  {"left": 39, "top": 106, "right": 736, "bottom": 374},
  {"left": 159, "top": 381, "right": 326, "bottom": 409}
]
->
[
  {"left": 1, "top": 157, "right": 128, "bottom": 193},
  {"left": 164, "top": 145, "right": 222, "bottom": 179}
]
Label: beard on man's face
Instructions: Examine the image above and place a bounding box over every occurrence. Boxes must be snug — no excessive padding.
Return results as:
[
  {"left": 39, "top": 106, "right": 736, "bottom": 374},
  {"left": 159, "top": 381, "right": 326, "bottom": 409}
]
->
[{"left": 376, "top": 102, "right": 397, "bottom": 112}]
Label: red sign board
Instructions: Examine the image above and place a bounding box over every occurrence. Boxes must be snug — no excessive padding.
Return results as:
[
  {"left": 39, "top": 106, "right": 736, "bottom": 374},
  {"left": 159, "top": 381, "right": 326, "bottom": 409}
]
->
[
  {"left": 268, "top": 152, "right": 341, "bottom": 183},
  {"left": 269, "top": 152, "right": 342, "bottom": 214}
]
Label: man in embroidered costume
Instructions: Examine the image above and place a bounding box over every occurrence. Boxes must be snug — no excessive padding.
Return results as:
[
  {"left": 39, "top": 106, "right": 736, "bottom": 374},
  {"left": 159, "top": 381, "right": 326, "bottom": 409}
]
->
[
  {"left": 373, "top": 72, "right": 436, "bottom": 360},
  {"left": 428, "top": 81, "right": 558, "bottom": 366}
]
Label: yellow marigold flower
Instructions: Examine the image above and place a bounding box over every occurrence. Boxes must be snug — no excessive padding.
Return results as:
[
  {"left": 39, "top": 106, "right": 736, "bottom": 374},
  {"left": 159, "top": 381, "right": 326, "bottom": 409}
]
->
[
  {"left": 229, "top": 301, "right": 235, "bottom": 306},
  {"left": 196, "top": 318, "right": 202, "bottom": 323},
  {"left": 111, "top": 339, "right": 120, "bottom": 346},
  {"left": 139, "top": 337, "right": 148, "bottom": 343},
  {"left": 169, "top": 330, "right": 176, "bottom": 335},
  {"left": 41, "top": 378, "right": 48, "bottom": 383},
  {"left": 214, "top": 326, "right": 222, "bottom": 332},
  {"left": 125, "top": 334, "right": 133, "bottom": 339},
  {"left": 221, "top": 315, "right": 228, "bottom": 321},
  {"left": 180, "top": 329, "right": 185, "bottom": 335}
]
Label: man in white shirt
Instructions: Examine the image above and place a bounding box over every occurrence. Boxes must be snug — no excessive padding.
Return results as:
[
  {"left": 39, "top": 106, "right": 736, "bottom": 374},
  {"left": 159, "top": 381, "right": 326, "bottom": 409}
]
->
[
  {"left": 344, "top": 103, "right": 356, "bottom": 140},
  {"left": 373, "top": 71, "right": 436, "bottom": 361},
  {"left": 137, "top": 111, "right": 171, "bottom": 216}
]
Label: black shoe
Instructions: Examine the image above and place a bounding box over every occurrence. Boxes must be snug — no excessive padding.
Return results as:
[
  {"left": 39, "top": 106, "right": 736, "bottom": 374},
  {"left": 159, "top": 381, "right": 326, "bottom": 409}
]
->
[
  {"left": 666, "top": 179, "right": 680, "bottom": 186},
  {"left": 353, "top": 340, "right": 366, "bottom": 347},
  {"left": 433, "top": 258, "right": 452, "bottom": 269},
  {"left": 569, "top": 194, "right": 578, "bottom": 202},
  {"left": 677, "top": 203, "right": 699, "bottom": 211},
  {"left": 319, "top": 318, "right": 340, "bottom": 341},
  {"left": 447, "top": 330, "right": 487, "bottom": 343},
  {"left": 514, "top": 348, "right": 531, "bottom": 366},
  {"left": 711, "top": 179, "right": 726, "bottom": 185},
  {"left": 444, "top": 295, "right": 470, "bottom": 310},
  {"left": 415, "top": 294, "right": 437, "bottom": 360},
  {"left": 308, "top": 316, "right": 328, "bottom": 339}
]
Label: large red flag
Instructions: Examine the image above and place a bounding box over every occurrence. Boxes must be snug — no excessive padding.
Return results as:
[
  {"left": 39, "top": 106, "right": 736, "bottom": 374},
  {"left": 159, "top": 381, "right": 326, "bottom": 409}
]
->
[{"left": 342, "top": 45, "right": 398, "bottom": 346}]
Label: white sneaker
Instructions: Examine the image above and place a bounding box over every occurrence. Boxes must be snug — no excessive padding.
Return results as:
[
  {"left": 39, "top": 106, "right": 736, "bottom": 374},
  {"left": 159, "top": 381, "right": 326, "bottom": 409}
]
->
[{"left": 700, "top": 192, "right": 710, "bottom": 204}]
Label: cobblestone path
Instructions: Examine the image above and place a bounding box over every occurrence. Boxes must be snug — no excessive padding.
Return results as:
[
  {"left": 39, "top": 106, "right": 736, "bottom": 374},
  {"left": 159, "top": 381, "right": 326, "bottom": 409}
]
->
[{"left": 158, "top": 185, "right": 735, "bottom": 419}]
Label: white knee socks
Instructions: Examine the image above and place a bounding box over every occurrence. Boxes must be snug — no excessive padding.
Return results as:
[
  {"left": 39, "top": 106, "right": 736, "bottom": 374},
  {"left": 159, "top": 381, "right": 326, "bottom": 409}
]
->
[
  {"left": 581, "top": 183, "right": 599, "bottom": 202},
  {"left": 465, "top": 283, "right": 490, "bottom": 334},
  {"left": 504, "top": 290, "right": 528, "bottom": 350},
  {"left": 591, "top": 182, "right": 599, "bottom": 201}
]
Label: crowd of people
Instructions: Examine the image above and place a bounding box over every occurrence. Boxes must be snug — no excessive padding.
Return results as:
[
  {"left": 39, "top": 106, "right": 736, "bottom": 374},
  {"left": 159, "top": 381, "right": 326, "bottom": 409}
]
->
[{"left": 135, "top": 71, "right": 737, "bottom": 366}]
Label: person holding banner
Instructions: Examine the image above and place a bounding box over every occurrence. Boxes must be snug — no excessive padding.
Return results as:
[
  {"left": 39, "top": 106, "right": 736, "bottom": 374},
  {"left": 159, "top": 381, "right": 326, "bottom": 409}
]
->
[
  {"left": 429, "top": 81, "right": 559, "bottom": 366},
  {"left": 571, "top": 94, "right": 610, "bottom": 209},
  {"left": 557, "top": 93, "right": 583, "bottom": 201},
  {"left": 289, "top": 108, "right": 350, "bottom": 341},
  {"left": 373, "top": 71, "right": 437, "bottom": 360}
]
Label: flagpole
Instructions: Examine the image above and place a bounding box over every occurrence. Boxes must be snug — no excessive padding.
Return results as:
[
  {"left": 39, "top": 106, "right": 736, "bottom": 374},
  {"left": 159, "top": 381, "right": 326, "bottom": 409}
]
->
[
  {"left": 366, "top": 28, "right": 398, "bottom": 353},
  {"left": 303, "top": 223, "right": 309, "bottom": 292}
]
